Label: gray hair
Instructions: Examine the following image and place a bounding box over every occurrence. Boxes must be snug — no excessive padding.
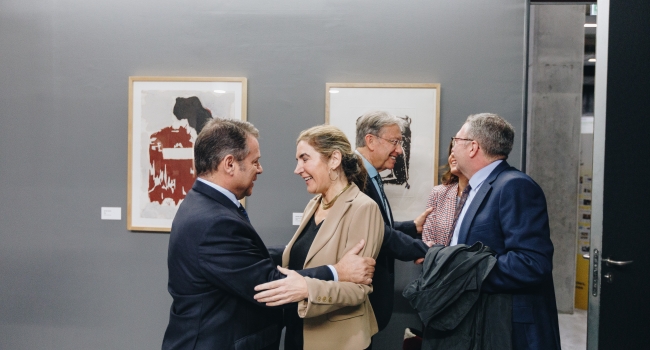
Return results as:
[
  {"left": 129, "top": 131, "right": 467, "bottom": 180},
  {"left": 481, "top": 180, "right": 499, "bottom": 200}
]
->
[
  {"left": 464, "top": 113, "right": 514, "bottom": 159},
  {"left": 355, "top": 110, "right": 404, "bottom": 148},
  {"left": 194, "top": 118, "right": 259, "bottom": 176}
]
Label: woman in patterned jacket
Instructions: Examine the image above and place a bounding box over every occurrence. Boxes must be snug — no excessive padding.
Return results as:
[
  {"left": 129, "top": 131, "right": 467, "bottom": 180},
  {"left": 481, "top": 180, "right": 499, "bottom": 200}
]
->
[{"left": 421, "top": 140, "right": 469, "bottom": 245}]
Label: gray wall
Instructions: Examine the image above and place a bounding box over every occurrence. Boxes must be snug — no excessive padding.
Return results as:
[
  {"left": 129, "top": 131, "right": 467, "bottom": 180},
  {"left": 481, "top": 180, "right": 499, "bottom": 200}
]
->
[
  {"left": 0, "top": 1, "right": 527, "bottom": 348},
  {"left": 526, "top": 5, "right": 584, "bottom": 314}
]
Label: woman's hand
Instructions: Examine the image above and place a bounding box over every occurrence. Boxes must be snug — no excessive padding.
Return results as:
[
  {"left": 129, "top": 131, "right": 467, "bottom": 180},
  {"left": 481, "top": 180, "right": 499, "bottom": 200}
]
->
[{"left": 253, "top": 266, "right": 308, "bottom": 306}]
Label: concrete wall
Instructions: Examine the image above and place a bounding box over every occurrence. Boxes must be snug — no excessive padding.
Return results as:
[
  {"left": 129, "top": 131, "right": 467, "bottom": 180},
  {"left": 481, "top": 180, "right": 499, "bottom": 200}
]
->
[
  {"left": 0, "top": 1, "right": 527, "bottom": 348},
  {"left": 526, "top": 5, "right": 585, "bottom": 314}
]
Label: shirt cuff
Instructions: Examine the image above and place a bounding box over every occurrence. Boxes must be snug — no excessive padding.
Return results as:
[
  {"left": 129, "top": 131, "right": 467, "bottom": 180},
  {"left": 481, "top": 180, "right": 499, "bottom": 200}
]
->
[{"left": 327, "top": 265, "right": 339, "bottom": 281}]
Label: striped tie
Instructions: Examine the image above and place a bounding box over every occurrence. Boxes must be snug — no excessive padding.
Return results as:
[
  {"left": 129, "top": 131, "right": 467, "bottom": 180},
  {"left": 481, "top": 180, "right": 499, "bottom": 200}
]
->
[
  {"left": 238, "top": 205, "right": 250, "bottom": 223},
  {"left": 374, "top": 174, "right": 392, "bottom": 226},
  {"left": 446, "top": 185, "right": 471, "bottom": 245}
]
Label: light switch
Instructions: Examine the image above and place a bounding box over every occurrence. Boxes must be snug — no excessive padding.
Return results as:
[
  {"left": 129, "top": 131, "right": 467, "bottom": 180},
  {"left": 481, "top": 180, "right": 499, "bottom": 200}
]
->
[
  {"left": 292, "top": 213, "right": 303, "bottom": 226},
  {"left": 101, "top": 207, "right": 122, "bottom": 220}
]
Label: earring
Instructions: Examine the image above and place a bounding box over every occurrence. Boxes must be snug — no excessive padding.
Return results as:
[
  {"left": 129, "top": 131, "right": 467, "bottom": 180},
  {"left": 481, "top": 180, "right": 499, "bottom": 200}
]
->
[{"left": 328, "top": 168, "right": 340, "bottom": 181}]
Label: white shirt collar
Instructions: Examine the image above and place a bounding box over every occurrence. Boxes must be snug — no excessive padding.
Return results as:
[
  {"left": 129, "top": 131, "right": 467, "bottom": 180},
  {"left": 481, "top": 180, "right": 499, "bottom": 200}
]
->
[
  {"left": 355, "top": 150, "right": 379, "bottom": 178},
  {"left": 468, "top": 160, "right": 503, "bottom": 192},
  {"left": 196, "top": 177, "right": 241, "bottom": 207}
]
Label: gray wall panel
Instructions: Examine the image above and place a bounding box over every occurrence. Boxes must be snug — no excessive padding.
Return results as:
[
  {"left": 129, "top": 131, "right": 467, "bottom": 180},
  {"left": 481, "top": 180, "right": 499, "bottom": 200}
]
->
[
  {"left": 0, "top": 1, "right": 526, "bottom": 348},
  {"left": 526, "top": 5, "right": 584, "bottom": 314}
]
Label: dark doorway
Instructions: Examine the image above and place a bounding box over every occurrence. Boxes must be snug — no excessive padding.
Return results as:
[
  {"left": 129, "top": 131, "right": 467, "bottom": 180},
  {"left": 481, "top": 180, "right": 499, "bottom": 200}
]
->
[{"left": 590, "top": 0, "right": 650, "bottom": 348}]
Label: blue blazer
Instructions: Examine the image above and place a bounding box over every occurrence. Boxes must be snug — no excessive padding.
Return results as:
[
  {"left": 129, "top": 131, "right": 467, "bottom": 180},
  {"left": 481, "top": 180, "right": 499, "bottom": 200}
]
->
[
  {"left": 362, "top": 174, "right": 429, "bottom": 331},
  {"left": 162, "top": 180, "right": 332, "bottom": 350},
  {"left": 457, "top": 161, "right": 561, "bottom": 350}
]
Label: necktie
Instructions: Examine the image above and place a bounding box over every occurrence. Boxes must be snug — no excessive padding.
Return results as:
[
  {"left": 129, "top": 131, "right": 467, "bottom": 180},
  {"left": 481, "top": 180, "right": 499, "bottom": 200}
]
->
[
  {"left": 373, "top": 174, "right": 393, "bottom": 226},
  {"left": 446, "top": 185, "right": 471, "bottom": 245},
  {"left": 238, "top": 205, "right": 250, "bottom": 223}
]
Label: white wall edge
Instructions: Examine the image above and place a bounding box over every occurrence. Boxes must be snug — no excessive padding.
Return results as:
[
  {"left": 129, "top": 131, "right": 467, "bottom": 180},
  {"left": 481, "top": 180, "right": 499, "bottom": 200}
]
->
[{"left": 587, "top": 0, "right": 609, "bottom": 349}]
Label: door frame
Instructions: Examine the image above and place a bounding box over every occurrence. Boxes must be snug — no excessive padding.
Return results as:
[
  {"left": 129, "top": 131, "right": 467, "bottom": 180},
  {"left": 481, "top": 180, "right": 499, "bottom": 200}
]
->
[{"left": 587, "top": 0, "right": 608, "bottom": 348}]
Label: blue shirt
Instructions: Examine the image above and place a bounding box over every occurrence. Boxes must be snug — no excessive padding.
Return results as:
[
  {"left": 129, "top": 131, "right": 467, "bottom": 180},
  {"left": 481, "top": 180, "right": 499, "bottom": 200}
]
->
[
  {"left": 197, "top": 177, "right": 240, "bottom": 207},
  {"left": 450, "top": 160, "right": 503, "bottom": 246},
  {"left": 356, "top": 150, "right": 392, "bottom": 226}
]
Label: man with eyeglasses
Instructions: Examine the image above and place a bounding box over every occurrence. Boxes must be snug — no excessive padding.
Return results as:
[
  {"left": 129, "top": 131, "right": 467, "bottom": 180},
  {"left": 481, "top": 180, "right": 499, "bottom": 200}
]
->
[
  {"left": 354, "top": 110, "right": 433, "bottom": 339},
  {"left": 449, "top": 113, "right": 561, "bottom": 349}
]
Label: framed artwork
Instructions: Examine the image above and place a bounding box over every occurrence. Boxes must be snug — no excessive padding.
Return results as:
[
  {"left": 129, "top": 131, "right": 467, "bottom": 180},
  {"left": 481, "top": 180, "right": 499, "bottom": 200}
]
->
[
  {"left": 326, "top": 83, "right": 440, "bottom": 221},
  {"left": 128, "top": 76, "right": 247, "bottom": 232}
]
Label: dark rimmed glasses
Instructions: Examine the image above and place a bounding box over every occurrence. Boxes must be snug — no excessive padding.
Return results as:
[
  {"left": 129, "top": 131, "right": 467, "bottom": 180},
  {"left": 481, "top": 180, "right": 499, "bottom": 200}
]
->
[{"left": 451, "top": 137, "right": 473, "bottom": 147}]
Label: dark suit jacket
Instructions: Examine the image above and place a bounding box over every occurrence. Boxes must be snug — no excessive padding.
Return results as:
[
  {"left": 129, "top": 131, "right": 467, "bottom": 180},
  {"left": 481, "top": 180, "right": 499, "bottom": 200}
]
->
[
  {"left": 162, "top": 180, "right": 332, "bottom": 350},
  {"left": 362, "top": 174, "right": 429, "bottom": 331},
  {"left": 457, "top": 161, "right": 561, "bottom": 350}
]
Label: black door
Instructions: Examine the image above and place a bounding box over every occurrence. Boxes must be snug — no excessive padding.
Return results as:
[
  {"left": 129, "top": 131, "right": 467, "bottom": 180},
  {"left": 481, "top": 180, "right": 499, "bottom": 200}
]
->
[{"left": 596, "top": 0, "right": 650, "bottom": 348}]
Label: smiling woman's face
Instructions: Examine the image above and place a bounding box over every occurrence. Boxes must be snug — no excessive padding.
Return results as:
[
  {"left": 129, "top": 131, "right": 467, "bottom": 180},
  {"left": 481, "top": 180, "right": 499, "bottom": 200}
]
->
[
  {"left": 448, "top": 152, "right": 461, "bottom": 177},
  {"left": 294, "top": 140, "right": 331, "bottom": 195}
]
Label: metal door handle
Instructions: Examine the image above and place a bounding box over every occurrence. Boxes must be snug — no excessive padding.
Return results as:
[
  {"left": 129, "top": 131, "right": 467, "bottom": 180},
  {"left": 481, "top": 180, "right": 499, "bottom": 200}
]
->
[
  {"left": 602, "top": 258, "right": 633, "bottom": 266},
  {"left": 582, "top": 254, "right": 633, "bottom": 266}
]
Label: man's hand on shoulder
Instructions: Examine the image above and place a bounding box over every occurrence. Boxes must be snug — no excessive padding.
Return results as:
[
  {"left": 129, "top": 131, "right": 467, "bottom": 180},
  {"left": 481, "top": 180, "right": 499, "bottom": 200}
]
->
[
  {"left": 333, "top": 239, "right": 376, "bottom": 285},
  {"left": 254, "top": 266, "right": 308, "bottom": 306},
  {"left": 414, "top": 207, "right": 435, "bottom": 233}
]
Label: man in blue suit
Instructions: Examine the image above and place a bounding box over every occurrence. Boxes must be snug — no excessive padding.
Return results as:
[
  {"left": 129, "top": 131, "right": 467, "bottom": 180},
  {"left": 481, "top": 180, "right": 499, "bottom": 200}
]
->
[
  {"left": 450, "top": 113, "right": 561, "bottom": 350},
  {"left": 162, "top": 118, "right": 374, "bottom": 350}
]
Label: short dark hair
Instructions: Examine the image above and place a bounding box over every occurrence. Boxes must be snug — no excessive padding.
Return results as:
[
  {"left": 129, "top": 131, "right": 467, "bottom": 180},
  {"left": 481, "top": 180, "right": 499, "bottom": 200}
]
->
[
  {"left": 465, "top": 113, "right": 514, "bottom": 159},
  {"left": 194, "top": 118, "right": 259, "bottom": 176}
]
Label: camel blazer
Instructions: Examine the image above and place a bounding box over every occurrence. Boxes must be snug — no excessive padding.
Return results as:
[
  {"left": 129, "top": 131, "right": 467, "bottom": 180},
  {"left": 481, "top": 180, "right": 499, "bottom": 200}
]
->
[
  {"left": 422, "top": 183, "right": 458, "bottom": 245},
  {"left": 282, "top": 183, "right": 384, "bottom": 350}
]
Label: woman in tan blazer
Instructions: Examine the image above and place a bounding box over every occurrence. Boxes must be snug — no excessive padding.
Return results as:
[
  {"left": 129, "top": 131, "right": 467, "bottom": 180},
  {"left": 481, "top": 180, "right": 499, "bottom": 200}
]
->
[{"left": 282, "top": 125, "right": 384, "bottom": 350}]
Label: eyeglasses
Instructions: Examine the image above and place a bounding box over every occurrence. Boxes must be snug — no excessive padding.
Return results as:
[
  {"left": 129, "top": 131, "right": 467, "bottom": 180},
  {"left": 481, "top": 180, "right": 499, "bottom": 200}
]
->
[
  {"left": 374, "top": 135, "right": 404, "bottom": 147},
  {"left": 451, "top": 137, "right": 473, "bottom": 147}
]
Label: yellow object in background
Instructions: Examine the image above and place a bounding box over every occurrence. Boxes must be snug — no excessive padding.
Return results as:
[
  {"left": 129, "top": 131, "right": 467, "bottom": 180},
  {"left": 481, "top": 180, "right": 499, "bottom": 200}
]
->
[{"left": 574, "top": 254, "right": 589, "bottom": 310}]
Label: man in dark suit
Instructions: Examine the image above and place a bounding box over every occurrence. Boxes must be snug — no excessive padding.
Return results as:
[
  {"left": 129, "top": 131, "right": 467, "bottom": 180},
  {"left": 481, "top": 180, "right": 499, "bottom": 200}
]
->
[
  {"left": 162, "top": 118, "right": 375, "bottom": 350},
  {"left": 450, "top": 113, "right": 561, "bottom": 350},
  {"left": 354, "top": 111, "right": 433, "bottom": 333}
]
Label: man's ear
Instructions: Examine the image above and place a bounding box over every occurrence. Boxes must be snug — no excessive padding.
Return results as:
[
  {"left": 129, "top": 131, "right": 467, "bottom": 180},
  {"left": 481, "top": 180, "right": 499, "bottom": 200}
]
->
[
  {"left": 468, "top": 141, "right": 480, "bottom": 158},
  {"left": 221, "top": 154, "right": 236, "bottom": 175},
  {"left": 364, "top": 134, "right": 376, "bottom": 151}
]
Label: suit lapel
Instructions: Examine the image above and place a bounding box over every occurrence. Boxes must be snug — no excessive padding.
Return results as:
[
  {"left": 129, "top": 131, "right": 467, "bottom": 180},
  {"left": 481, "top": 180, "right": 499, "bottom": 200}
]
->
[
  {"left": 457, "top": 161, "right": 511, "bottom": 244},
  {"left": 192, "top": 179, "right": 269, "bottom": 256},
  {"left": 445, "top": 183, "right": 458, "bottom": 201},
  {"left": 457, "top": 182, "right": 491, "bottom": 244},
  {"left": 282, "top": 197, "right": 319, "bottom": 267},
  {"left": 193, "top": 179, "right": 253, "bottom": 226},
  {"left": 443, "top": 183, "right": 458, "bottom": 219},
  {"left": 384, "top": 191, "right": 395, "bottom": 226},
  {"left": 364, "top": 174, "right": 392, "bottom": 227},
  {"left": 303, "top": 184, "right": 359, "bottom": 267}
]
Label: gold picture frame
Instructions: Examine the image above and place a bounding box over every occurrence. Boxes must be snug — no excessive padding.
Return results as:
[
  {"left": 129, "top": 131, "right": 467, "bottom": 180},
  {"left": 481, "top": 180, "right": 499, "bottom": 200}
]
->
[{"left": 326, "top": 83, "right": 441, "bottom": 221}]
